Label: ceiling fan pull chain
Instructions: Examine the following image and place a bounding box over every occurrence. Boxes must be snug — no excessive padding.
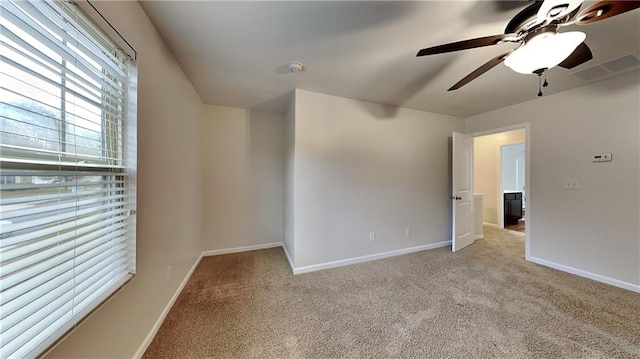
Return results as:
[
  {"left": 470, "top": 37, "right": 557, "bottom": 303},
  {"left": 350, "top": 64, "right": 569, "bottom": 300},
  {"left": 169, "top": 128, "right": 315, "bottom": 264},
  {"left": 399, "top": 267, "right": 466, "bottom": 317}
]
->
[{"left": 538, "top": 74, "right": 543, "bottom": 97}]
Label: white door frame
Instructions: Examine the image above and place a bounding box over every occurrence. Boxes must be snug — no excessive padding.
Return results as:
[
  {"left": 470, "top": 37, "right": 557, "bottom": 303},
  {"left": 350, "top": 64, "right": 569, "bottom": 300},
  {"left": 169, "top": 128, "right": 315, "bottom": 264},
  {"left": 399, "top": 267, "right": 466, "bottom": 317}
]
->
[
  {"left": 470, "top": 123, "right": 531, "bottom": 260},
  {"left": 498, "top": 144, "right": 505, "bottom": 229}
]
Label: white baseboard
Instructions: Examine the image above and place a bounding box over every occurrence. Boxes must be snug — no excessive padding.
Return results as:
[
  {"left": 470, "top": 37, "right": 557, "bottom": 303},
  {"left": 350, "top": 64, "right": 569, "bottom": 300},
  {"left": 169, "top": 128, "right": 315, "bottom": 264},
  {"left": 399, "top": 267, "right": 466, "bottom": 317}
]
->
[
  {"left": 282, "top": 243, "right": 295, "bottom": 272},
  {"left": 528, "top": 256, "right": 640, "bottom": 293},
  {"left": 474, "top": 234, "right": 484, "bottom": 240},
  {"left": 201, "top": 242, "right": 282, "bottom": 257},
  {"left": 483, "top": 222, "right": 498, "bottom": 228},
  {"left": 291, "top": 241, "right": 451, "bottom": 275},
  {"left": 133, "top": 253, "right": 204, "bottom": 359},
  {"left": 133, "top": 241, "right": 283, "bottom": 358}
]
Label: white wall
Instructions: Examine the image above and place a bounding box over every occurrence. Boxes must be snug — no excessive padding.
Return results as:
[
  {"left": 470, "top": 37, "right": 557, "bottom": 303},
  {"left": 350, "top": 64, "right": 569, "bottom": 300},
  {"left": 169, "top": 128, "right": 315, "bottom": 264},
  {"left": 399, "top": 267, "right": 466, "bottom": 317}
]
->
[
  {"left": 292, "top": 90, "right": 465, "bottom": 268},
  {"left": 502, "top": 144, "right": 525, "bottom": 193},
  {"left": 284, "top": 93, "right": 296, "bottom": 262},
  {"left": 248, "top": 111, "right": 285, "bottom": 246},
  {"left": 46, "top": 1, "right": 204, "bottom": 357},
  {"left": 473, "top": 130, "right": 525, "bottom": 224},
  {"left": 466, "top": 73, "right": 640, "bottom": 289},
  {"left": 201, "top": 105, "right": 284, "bottom": 250}
]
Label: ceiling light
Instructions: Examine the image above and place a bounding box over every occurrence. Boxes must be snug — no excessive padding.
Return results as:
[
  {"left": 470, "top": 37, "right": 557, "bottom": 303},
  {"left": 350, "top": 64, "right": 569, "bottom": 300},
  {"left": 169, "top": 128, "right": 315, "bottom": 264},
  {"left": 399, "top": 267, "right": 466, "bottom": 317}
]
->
[{"left": 504, "top": 31, "right": 586, "bottom": 74}]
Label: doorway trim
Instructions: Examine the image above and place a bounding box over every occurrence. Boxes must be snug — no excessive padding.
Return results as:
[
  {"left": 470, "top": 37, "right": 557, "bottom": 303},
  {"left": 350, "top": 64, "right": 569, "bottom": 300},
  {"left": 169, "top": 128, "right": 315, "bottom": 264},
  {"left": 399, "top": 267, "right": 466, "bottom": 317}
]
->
[{"left": 470, "top": 122, "right": 531, "bottom": 260}]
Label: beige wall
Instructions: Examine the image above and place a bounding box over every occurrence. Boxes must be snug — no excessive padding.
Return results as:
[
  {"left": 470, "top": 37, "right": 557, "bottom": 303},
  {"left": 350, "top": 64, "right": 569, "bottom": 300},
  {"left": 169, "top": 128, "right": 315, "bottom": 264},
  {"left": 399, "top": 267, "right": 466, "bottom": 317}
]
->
[
  {"left": 466, "top": 73, "right": 640, "bottom": 288},
  {"left": 284, "top": 93, "right": 296, "bottom": 261},
  {"left": 201, "top": 105, "right": 285, "bottom": 250},
  {"left": 42, "top": 2, "right": 639, "bottom": 357},
  {"left": 291, "top": 90, "right": 465, "bottom": 268},
  {"left": 46, "top": 1, "right": 204, "bottom": 358},
  {"left": 473, "top": 129, "right": 525, "bottom": 225}
]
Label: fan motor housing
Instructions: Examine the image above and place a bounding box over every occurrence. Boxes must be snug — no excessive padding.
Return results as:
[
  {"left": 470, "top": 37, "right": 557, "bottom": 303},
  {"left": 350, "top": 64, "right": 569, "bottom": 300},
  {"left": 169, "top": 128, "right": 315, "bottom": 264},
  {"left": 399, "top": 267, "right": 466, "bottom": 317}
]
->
[
  {"left": 523, "top": 25, "right": 558, "bottom": 43},
  {"left": 505, "top": 2, "right": 583, "bottom": 35}
]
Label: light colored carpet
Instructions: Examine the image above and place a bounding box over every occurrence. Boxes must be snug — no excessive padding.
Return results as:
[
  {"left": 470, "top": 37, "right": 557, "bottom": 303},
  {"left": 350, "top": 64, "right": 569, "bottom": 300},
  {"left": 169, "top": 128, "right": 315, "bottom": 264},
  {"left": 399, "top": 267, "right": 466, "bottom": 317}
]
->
[{"left": 143, "top": 226, "right": 640, "bottom": 358}]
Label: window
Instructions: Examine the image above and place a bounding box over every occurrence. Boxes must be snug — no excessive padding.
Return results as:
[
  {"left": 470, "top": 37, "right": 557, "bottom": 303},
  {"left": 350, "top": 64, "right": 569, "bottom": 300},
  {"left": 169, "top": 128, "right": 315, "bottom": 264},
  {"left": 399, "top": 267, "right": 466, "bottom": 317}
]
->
[{"left": 0, "top": 1, "right": 137, "bottom": 358}]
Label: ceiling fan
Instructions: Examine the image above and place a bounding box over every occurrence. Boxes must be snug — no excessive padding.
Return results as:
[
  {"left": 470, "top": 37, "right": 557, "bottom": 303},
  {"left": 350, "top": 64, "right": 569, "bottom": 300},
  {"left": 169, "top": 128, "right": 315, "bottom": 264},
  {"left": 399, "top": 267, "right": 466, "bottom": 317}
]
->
[{"left": 416, "top": 0, "right": 640, "bottom": 94}]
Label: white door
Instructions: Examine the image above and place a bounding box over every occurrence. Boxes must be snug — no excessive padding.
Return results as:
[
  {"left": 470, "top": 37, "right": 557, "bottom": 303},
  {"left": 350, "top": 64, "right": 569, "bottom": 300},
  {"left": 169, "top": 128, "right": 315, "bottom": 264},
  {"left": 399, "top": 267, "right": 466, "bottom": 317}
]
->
[{"left": 452, "top": 132, "right": 474, "bottom": 252}]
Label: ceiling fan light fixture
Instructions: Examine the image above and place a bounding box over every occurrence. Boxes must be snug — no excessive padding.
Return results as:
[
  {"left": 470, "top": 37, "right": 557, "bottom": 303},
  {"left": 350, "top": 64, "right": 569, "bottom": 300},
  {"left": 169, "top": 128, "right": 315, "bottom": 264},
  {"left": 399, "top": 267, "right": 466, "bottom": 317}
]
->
[{"left": 504, "top": 31, "right": 586, "bottom": 74}]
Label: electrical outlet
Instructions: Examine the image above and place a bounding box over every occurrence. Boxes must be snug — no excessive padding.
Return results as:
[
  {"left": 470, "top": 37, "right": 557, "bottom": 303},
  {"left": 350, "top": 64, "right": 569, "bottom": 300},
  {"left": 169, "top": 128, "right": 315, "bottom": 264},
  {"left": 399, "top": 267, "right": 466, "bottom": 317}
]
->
[
  {"left": 369, "top": 232, "right": 376, "bottom": 242},
  {"left": 405, "top": 227, "right": 411, "bottom": 237},
  {"left": 564, "top": 179, "right": 580, "bottom": 189}
]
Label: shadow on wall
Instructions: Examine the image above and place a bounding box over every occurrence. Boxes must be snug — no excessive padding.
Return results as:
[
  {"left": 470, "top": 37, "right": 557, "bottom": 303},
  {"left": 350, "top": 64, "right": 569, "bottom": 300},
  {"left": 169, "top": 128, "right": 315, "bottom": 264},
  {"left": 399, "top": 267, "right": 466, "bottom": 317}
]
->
[
  {"left": 247, "top": 111, "right": 286, "bottom": 245},
  {"left": 358, "top": 56, "right": 452, "bottom": 120},
  {"left": 462, "top": 1, "right": 531, "bottom": 27},
  {"left": 252, "top": 91, "right": 294, "bottom": 113}
]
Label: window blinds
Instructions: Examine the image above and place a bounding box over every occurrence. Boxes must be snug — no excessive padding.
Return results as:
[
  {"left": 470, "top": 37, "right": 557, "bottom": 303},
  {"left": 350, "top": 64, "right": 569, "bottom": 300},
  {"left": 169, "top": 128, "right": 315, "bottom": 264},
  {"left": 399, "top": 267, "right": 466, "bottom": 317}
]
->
[{"left": 0, "top": 1, "right": 137, "bottom": 358}]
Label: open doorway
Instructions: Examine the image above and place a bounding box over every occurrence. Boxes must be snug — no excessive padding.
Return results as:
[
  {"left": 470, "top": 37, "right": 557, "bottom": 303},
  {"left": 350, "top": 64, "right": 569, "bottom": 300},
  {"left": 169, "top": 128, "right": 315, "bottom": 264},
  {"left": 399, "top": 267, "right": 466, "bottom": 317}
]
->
[
  {"left": 502, "top": 143, "right": 525, "bottom": 232},
  {"left": 471, "top": 123, "right": 530, "bottom": 257}
]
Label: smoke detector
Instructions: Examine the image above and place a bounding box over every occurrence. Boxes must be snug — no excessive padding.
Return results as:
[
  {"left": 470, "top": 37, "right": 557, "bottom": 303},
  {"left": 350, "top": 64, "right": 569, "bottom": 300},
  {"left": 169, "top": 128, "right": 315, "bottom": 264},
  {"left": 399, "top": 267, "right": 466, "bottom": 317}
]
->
[{"left": 288, "top": 61, "right": 304, "bottom": 73}]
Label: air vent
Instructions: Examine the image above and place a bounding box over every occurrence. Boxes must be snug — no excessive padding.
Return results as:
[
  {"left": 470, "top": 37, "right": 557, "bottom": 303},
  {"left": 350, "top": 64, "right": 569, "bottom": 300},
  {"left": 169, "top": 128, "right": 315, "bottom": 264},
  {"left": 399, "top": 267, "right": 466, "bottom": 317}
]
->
[
  {"left": 600, "top": 55, "right": 640, "bottom": 72},
  {"left": 571, "top": 55, "right": 640, "bottom": 81},
  {"left": 573, "top": 66, "right": 610, "bottom": 81}
]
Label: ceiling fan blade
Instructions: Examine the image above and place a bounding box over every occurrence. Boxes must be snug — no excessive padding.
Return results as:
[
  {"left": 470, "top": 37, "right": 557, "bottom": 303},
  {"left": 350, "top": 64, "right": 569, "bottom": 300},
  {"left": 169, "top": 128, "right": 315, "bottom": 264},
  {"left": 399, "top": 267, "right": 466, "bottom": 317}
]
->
[
  {"left": 504, "top": 1, "right": 543, "bottom": 34},
  {"left": 448, "top": 51, "right": 513, "bottom": 91},
  {"left": 558, "top": 42, "right": 593, "bottom": 69},
  {"left": 575, "top": 0, "right": 640, "bottom": 25},
  {"left": 416, "top": 34, "right": 514, "bottom": 57}
]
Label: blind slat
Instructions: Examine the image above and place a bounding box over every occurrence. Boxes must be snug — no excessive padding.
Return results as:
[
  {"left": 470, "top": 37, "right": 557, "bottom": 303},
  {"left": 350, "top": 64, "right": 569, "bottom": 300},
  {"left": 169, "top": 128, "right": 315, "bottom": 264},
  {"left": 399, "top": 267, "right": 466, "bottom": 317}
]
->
[
  {"left": 1, "top": 58, "right": 126, "bottom": 118},
  {"left": 0, "top": 168, "right": 128, "bottom": 178},
  {"left": 24, "top": 0, "right": 127, "bottom": 79},
  {"left": 0, "top": 269, "right": 73, "bottom": 319},
  {"left": 1, "top": 200, "right": 127, "bottom": 234},
  {"left": 0, "top": 289, "right": 73, "bottom": 343},
  {"left": 2, "top": 2, "right": 124, "bottom": 93},
  {"left": 1, "top": 244, "right": 75, "bottom": 289},
  {"left": 0, "top": 300, "right": 73, "bottom": 358},
  {"left": 0, "top": 239, "right": 74, "bottom": 278},
  {"left": 0, "top": 259, "right": 74, "bottom": 306},
  {"left": 75, "top": 248, "right": 127, "bottom": 294},
  {"left": 1, "top": 207, "right": 128, "bottom": 248},
  {"left": 2, "top": 193, "right": 127, "bottom": 219},
  {"left": 0, "top": 213, "right": 128, "bottom": 271},
  {"left": 0, "top": 280, "right": 73, "bottom": 333},
  {"left": 0, "top": 146, "right": 125, "bottom": 167},
  {"left": 0, "top": 225, "right": 131, "bottom": 309},
  {"left": 0, "top": 185, "right": 119, "bottom": 204},
  {"left": 74, "top": 256, "right": 128, "bottom": 309},
  {"left": 4, "top": 0, "right": 127, "bottom": 85},
  {"left": 1, "top": 34, "right": 126, "bottom": 110}
]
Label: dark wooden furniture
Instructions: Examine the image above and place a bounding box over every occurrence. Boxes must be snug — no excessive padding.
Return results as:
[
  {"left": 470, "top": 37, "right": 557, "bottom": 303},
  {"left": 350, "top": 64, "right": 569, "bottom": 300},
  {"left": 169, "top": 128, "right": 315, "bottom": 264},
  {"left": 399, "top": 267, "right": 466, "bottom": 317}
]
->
[{"left": 504, "top": 192, "right": 523, "bottom": 225}]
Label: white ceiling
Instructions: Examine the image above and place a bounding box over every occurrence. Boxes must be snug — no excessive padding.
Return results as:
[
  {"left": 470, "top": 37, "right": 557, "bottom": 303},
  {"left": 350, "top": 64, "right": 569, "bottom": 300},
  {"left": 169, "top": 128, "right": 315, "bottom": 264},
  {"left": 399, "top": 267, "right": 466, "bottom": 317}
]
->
[{"left": 139, "top": 1, "right": 640, "bottom": 118}]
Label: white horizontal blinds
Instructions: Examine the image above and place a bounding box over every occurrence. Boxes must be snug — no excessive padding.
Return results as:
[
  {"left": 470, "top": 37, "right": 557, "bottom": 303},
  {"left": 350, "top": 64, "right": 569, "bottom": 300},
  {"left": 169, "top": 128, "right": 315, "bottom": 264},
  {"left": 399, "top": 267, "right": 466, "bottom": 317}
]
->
[
  {"left": 0, "top": 1, "right": 136, "bottom": 359},
  {"left": 1, "top": 0, "right": 127, "bottom": 166},
  {"left": 0, "top": 171, "right": 131, "bottom": 355}
]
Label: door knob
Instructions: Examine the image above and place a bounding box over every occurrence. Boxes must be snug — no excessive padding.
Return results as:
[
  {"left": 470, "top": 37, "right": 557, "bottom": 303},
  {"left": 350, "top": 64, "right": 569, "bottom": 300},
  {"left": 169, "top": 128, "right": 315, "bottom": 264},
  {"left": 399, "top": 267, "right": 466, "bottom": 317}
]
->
[{"left": 450, "top": 195, "right": 462, "bottom": 200}]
